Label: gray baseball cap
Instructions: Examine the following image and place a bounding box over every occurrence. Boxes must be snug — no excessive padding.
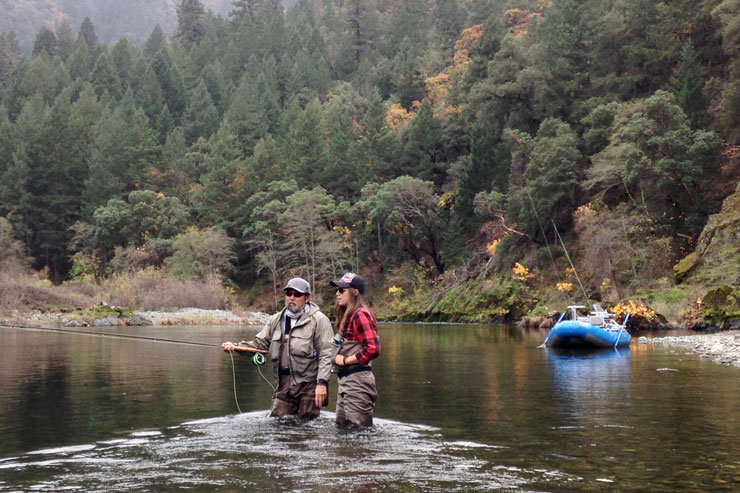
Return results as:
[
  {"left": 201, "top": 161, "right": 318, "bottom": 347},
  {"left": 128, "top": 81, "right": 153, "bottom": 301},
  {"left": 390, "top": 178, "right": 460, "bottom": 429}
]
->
[{"left": 283, "top": 277, "right": 310, "bottom": 295}]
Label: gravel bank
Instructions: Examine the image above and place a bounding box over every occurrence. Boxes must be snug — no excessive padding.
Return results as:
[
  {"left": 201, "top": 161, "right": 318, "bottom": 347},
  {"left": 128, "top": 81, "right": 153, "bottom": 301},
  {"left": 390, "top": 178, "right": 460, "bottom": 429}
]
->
[
  {"left": 133, "top": 308, "right": 272, "bottom": 326},
  {"left": 644, "top": 331, "right": 740, "bottom": 368}
]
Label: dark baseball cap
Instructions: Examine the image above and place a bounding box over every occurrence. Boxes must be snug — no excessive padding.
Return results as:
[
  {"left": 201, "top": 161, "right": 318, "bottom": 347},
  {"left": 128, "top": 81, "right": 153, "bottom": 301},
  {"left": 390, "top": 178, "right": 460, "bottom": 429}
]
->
[{"left": 330, "top": 272, "right": 365, "bottom": 294}]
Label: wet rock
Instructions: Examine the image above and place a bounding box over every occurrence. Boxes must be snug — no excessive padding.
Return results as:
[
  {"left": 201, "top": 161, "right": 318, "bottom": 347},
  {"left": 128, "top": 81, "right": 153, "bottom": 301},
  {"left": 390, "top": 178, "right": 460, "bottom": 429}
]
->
[
  {"left": 124, "top": 315, "right": 153, "bottom": 326},
  {"left": 93, "top": 315, "right": 119, "bottom": 326}
]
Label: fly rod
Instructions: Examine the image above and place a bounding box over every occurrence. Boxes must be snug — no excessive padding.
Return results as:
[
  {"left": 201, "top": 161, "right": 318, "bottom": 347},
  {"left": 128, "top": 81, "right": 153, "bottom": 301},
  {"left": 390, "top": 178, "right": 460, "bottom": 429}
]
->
[
  {"left": 551, "top": 220, "right": 592, "bottom": 311},
  {"left": 0, "top": 322, "right": 264, "bottom": 352}
]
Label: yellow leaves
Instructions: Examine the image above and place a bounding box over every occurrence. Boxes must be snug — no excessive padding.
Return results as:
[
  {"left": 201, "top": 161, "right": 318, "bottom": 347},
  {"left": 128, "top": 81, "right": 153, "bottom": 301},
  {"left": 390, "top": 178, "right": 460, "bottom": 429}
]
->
[
  {"left": 385, "top": 102, "right": 414, "bottom": 130},
  {"left": 388, "top": 285, "right": 404, "bottom": 296},
  {"left": 513, "top": 262, "right": 532, "bottom": 281},
  {"left": 556, "top": 282, "right": 574, "bottom": 293},
  {"left": 438, "top": 191, "right": 454, "bottom": 207},
  {"left": 486, "top": 239, "right": 500, "bottom": 256},
  {"left": 425, "top": 72, "right": 450, "bottom": 99},
  {"left": 575, "top": 203, "right": 596, "bottom": 219},
  {"left": 612, "top": 300, "right": 657, "bottom": 321},
  {"left": 505, "top": 1, "right": 549, "bottom": 37},
  {"left": 332, "top": 225, "right": 351, "bottom": 237},
  {"left": 600, "top": 277, "right": 612, "bottom": 296}
]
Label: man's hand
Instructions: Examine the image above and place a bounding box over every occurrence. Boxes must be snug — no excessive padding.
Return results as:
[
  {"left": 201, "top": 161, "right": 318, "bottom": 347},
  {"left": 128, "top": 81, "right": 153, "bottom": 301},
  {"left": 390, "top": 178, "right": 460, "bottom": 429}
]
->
[
  {"left": 222, "top": 341, "right": 237, "bottom": 352},
  {"left": 315, "top": 383, "right": 327, "bottom": 407}
]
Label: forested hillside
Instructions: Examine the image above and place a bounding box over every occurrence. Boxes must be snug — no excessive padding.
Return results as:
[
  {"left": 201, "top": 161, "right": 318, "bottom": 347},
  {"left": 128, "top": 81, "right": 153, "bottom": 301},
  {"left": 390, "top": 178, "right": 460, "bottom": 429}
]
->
[
  {"left": 0, "top": 0, "right": 235, "bottom": 54},
  {"left": 1, "top": 0, "right": 739, "bottom": 323}
]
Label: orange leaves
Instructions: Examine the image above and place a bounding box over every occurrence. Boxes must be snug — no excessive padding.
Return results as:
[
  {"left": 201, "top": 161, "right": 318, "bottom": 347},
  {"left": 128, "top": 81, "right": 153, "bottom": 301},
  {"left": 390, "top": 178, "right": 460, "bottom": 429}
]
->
[
  {"left": 385, "top": 102, "right": 414, "bottom": 130},
  {"left": 505, "top": 1, "right": 550, "bottom": 37},
  {"left": 452, "top": 24, "right": 483, "bottom": 73}
]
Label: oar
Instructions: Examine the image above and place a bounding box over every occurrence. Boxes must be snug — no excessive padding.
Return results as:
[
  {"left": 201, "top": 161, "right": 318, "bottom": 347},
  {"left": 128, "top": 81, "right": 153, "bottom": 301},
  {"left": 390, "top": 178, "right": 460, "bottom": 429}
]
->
[
  {"left": 614, "top": 312, "right": 630, "bottom": 348},
  {"left": 537, "top": 311, "right": 566, "bottom": 348}
]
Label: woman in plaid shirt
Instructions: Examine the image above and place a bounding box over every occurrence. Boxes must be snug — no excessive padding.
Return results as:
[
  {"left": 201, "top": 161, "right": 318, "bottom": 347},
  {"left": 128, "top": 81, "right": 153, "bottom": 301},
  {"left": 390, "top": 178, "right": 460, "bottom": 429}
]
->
[{"left": 330, "top": 272, "right": 380, "bottom": 428}]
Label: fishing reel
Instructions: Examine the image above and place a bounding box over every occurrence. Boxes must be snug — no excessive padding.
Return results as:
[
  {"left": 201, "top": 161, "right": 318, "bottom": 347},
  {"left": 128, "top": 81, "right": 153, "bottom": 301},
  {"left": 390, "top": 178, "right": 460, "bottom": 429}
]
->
[{"left": 252, "top": 352, "right": 266, "bottom": 366}]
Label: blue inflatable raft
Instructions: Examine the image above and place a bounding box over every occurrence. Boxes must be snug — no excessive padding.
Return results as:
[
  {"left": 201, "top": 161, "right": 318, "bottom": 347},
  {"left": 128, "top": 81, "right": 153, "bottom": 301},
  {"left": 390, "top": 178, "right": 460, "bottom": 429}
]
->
[{"left": 543, "top": 305, "right": 631, "bottom": 349}]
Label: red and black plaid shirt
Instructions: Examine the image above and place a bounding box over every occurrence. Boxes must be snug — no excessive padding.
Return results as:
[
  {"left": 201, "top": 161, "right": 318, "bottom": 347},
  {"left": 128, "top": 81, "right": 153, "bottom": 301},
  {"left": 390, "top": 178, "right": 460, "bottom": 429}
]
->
[{"left": 345, "top": 307, "right": 380, "bottom": 364}]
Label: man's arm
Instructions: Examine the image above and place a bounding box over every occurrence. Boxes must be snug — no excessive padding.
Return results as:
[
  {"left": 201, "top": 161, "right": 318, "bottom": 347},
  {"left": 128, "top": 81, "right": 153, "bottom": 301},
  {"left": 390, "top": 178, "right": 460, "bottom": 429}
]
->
[
  {"left": 314, "top": 313, "right": 334, "bottom": 385},
  {"left": 222, "top": 315, "right": 276, "bottom": 353}
]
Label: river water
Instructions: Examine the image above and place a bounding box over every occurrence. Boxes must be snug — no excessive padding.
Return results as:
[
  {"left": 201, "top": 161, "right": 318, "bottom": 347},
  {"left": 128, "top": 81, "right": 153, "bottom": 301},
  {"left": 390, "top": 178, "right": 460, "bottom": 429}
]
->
[{"left": 0, "top": 322, "right": 738, "bottom": 491}]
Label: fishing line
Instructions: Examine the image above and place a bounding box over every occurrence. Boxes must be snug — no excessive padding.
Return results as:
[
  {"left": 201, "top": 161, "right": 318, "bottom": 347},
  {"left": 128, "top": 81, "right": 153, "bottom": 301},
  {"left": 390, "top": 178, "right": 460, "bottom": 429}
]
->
[
  {"left": 229, "top": 350, "right": 243, "bottom": 414},
  {"left": 0, "top": 322, "right": 221, "bottom": 348},
  {"left": 228, "top": 349, "right": 273, "bottom": 413},
  {"left": 526, "top": 189, "right": 563, "bottom": 287},
  {"left": 3, "top": 322, "right": 276, "bottom": 412},
  {"left": 551, "top": 220, "right": 592, "bottom": 311}
]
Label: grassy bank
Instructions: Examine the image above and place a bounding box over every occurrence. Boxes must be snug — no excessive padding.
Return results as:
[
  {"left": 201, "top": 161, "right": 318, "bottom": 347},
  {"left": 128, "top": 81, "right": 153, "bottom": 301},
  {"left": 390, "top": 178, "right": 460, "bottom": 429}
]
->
[{"left": 0, "top": 264, "right": 237, "bottom": 324}]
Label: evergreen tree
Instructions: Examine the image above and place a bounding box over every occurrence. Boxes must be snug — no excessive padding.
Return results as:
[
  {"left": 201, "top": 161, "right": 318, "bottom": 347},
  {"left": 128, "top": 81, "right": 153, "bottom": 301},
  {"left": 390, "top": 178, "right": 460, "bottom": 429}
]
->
[
  {"left": 144, "top": 25, "right": 166, "bottom": 56},
  {"left": 0, "top": 32, "right": 22, "bottom": 89},
  {"left": 388, "top": 0, "right": 428, "bottom": 58},
  {"left": 176, "top": 0, "right": 207, "bottom": 49},
  {"left": 285, "top": 97, "right": 328, "bottom": 186},
  {"left": 392, "top": 36, "right": 424, "bottom": 108},
  {"left": 78, "top": 17, "right": 99, "bottom": 60},
  {"left": 32, "top": 26, "right": 57, "bottom": 58},
  {"left": 507, "top": 118, "right": 583, "bottom": 243},
  {"left": 83, "top": 98, "right": 161, "bottom": 215},
  {"left": 672, "top": 43, "right": 707, "bottom": 128},
  {"left": 224, "top": 74, "right": 273, "bottom": 156},
  {"left": 358, "top": 86, "right": 397, "bottom": 181},
  {"left": 193, "top": 123, "right": 246, "bottom": 228},
  {"left": 151, "top": 50, "right": 187, "bottom": 123},
  {"left": 55, "top": 20, "right": 76, "bottom": 61},
  {"left": 110, "top": 38, "right": 137, "bottom": 92},
  {"left": 90, "top": 52, "right": 121, "bottom": 100},
  {"left": 401, "top": 101, "right": 443, "bottom": 184},
  {"left": 434, "top": 0, "right": 465, "bottom": 54},
  {"left": 67, "top": 37, "right": 92, "bottom": 81},
  {"left": 182, "top": 79, "right": 220, "bottom": 144}
]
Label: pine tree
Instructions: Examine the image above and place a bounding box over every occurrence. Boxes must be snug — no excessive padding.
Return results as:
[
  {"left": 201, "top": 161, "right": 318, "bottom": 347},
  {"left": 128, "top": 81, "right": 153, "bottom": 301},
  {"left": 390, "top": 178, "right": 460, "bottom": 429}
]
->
[
  {"left": 0, "top": 32, "right": 22, "bottom": 89},
  {"left": 55, "top": 20, "right": 76, "bottom": 61},
  {"left": 182, "top": 79, "right": 220, "bottom": 144},
  {"left": 90, "top": 52, "right": 121, "bottom": 100},
  {"left": 176, "top": 0, "right": 207, "bottom": 49},
  {"left": 144, "top": 25, "right": 166, "bottom": 56},
  {"left": 78, "top": 17, "right": 99, "bottom": 60},
  {"left": 32, "top": 27, "right": 57, "bottom": 58},
  {"left": 151, "top": 50, "right": 187, "bottom": 123}
]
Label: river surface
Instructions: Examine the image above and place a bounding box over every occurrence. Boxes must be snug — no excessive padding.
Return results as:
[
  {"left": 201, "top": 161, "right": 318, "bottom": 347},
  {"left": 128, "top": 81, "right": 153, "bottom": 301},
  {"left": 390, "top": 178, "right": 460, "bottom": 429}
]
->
[{"left": 0, "top": 322, "right": 738, "bottom": 491}]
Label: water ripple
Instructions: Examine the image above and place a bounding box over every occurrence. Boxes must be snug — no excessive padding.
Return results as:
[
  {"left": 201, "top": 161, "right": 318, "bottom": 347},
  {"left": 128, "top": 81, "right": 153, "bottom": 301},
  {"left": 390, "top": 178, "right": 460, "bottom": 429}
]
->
[{"left": 0, "top": 412, "right": 573, "bottom": 491}]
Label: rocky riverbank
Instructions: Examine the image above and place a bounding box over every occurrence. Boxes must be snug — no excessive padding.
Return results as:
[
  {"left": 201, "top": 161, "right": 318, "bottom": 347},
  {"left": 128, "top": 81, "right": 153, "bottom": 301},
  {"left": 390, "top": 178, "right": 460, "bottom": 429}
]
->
[
  {"left": 50, "top": 308, "right": 272, "bottom": 327},
  {"left": 643, "top": 331, "right": 740, "bottom": 368}
]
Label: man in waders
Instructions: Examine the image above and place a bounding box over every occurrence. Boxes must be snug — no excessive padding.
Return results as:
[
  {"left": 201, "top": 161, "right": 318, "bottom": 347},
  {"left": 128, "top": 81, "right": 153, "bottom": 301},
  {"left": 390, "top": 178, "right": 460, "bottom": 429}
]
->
[{"left": 222, "top": 278, "right": 334, "bottom": 419}]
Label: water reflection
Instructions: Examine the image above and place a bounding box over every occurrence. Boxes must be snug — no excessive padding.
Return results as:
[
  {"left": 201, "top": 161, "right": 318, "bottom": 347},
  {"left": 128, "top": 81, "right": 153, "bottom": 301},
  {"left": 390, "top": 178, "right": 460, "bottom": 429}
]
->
[{"left": 545, "top": 348, "right": 631, "bottom": 426}]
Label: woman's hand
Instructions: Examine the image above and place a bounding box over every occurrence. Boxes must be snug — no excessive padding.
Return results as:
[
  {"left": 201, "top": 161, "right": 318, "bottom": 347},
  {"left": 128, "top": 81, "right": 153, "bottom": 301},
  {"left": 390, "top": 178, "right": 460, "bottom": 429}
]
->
[
  {"left": 335, "top": 354, "right": 355, "bottom": 366},
  {"left": 221, "top": 342, "right": 237, "bottom": 352}
]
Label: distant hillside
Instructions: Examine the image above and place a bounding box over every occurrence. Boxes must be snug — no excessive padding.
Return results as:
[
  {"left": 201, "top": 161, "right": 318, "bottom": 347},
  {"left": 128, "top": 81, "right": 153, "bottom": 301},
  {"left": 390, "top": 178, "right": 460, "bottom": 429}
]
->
[{"left": 0, "top": 0, "right": 234, "bottom": 54}]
